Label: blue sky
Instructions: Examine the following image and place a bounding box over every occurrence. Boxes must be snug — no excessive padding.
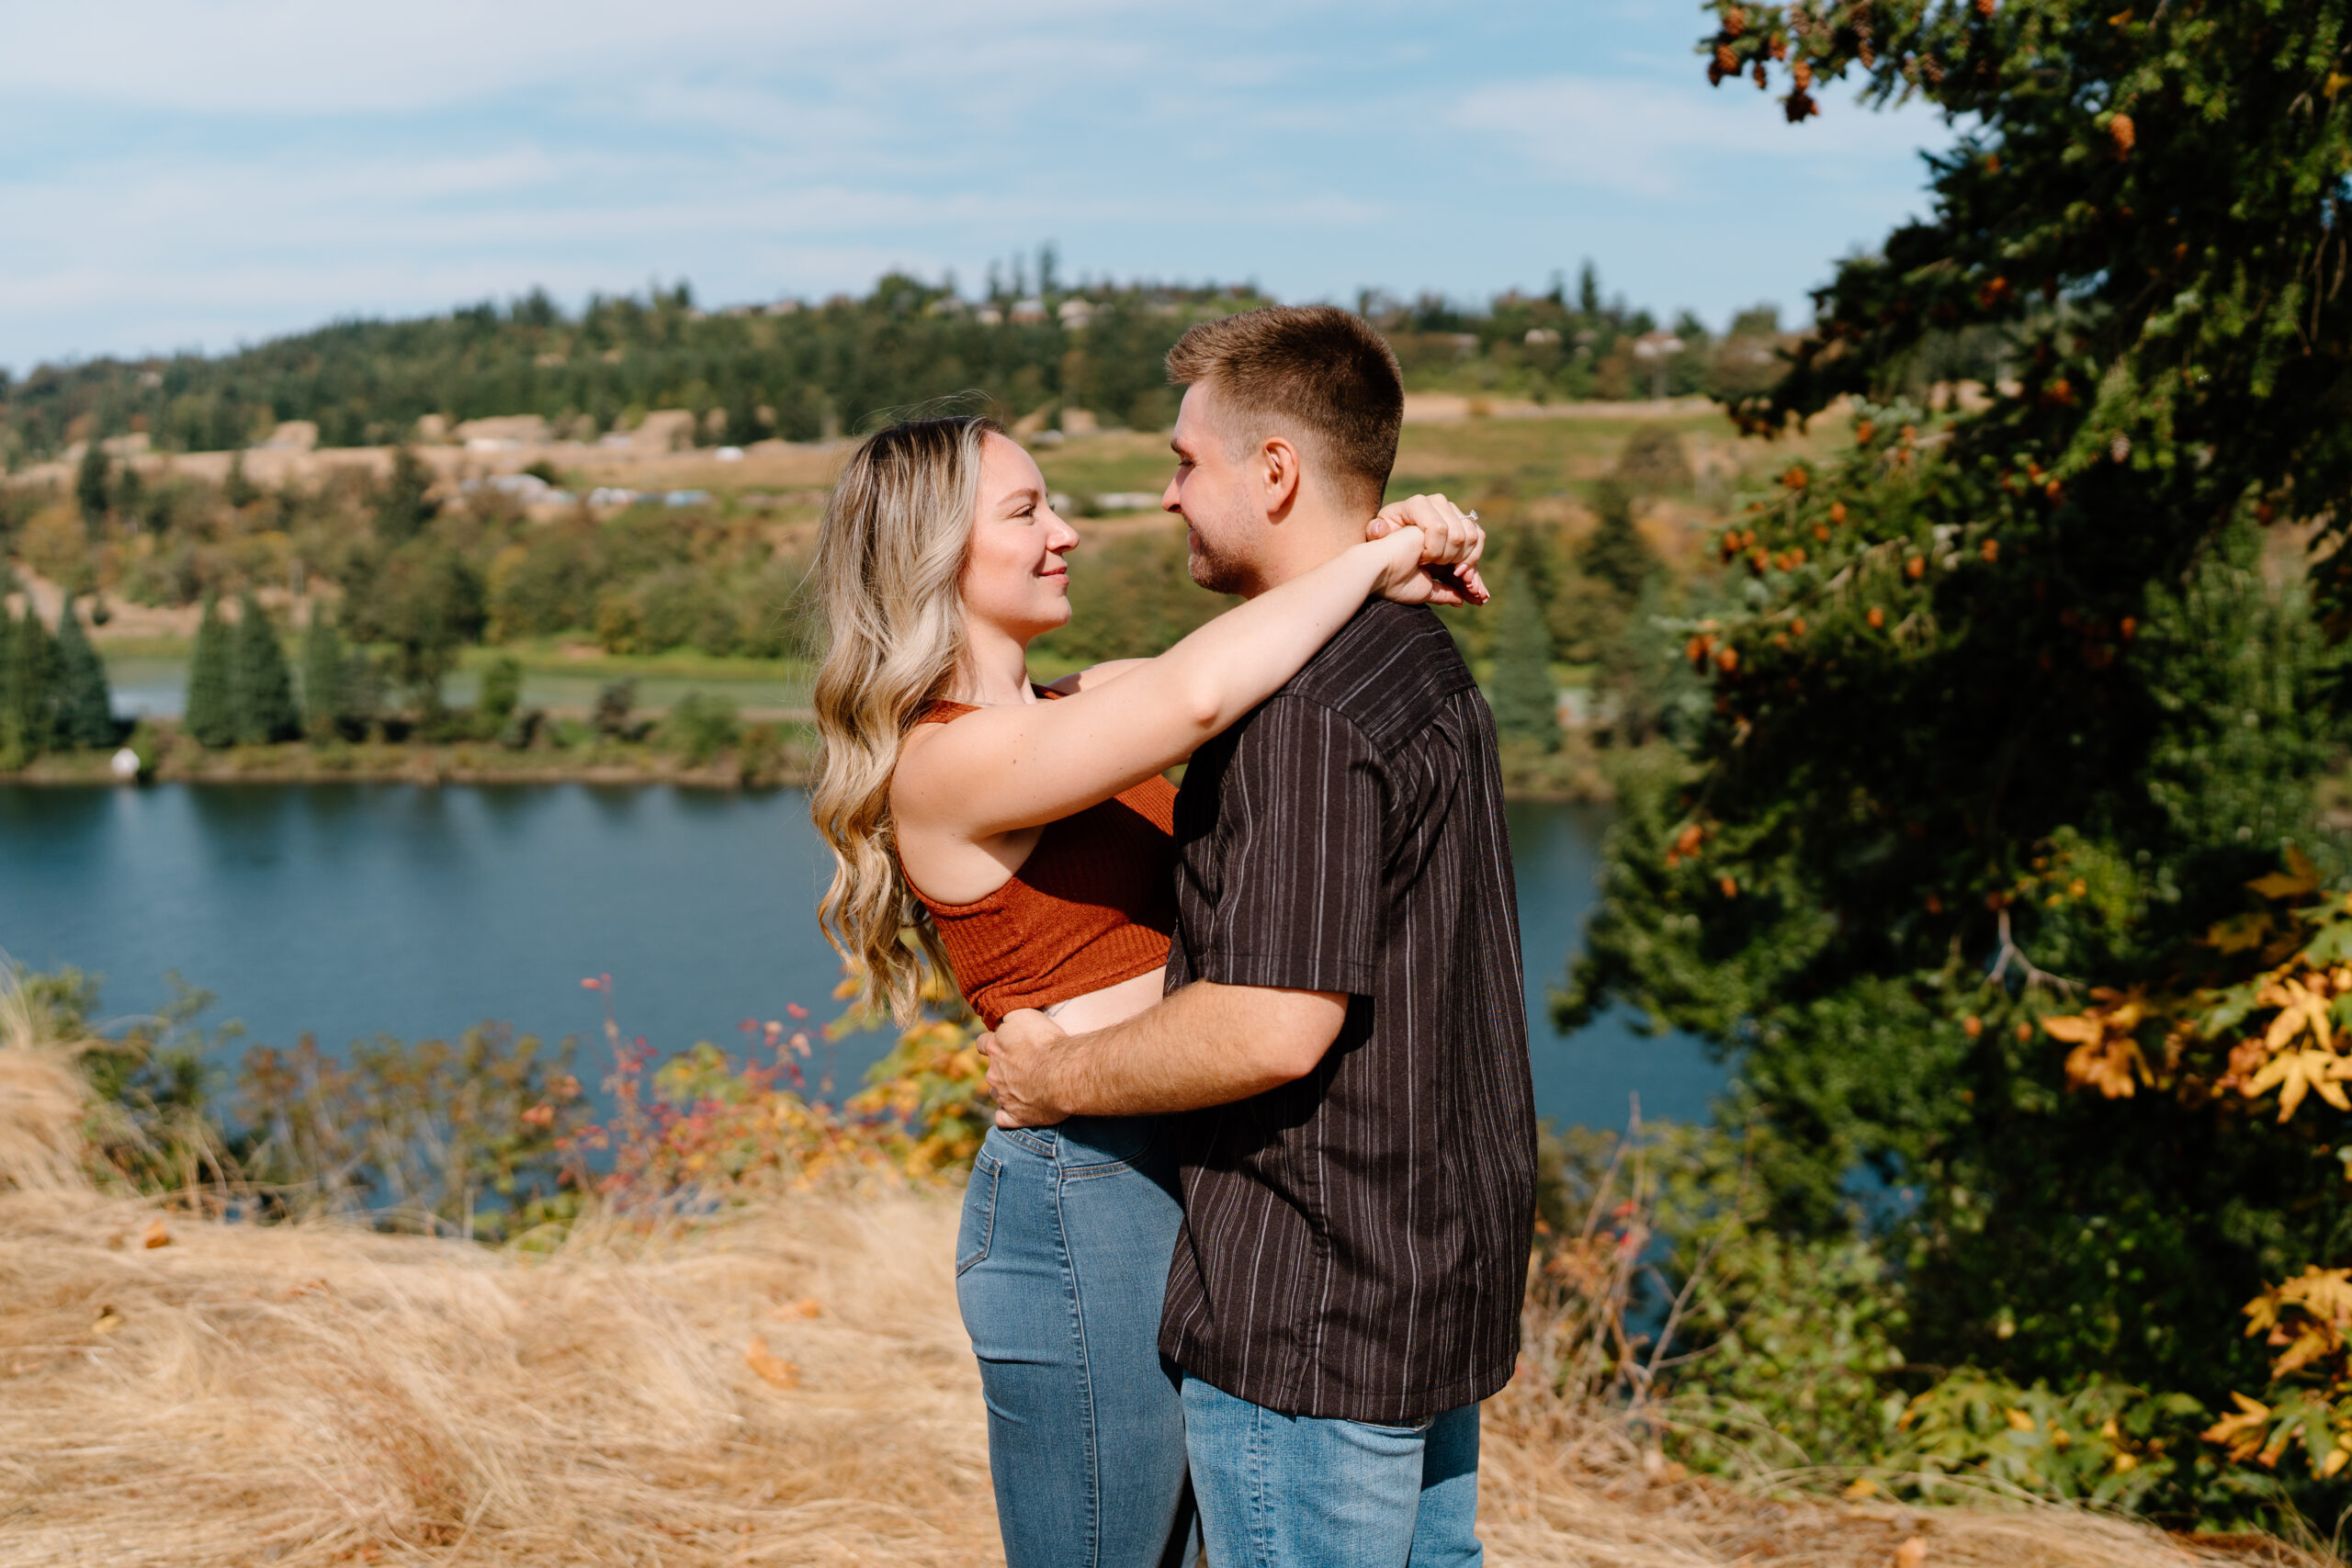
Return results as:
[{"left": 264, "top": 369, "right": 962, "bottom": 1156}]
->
[{"left": 0, "top": 1, "right": 1953, "bottom": 371}]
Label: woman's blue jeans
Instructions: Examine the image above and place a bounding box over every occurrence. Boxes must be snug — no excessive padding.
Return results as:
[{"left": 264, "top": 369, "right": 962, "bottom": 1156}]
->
[{"left": 956, "top": 1118, "right": 1195, "bottom": 1568}]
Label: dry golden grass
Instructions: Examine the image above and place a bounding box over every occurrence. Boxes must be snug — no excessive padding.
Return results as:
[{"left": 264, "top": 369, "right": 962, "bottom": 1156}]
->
[
  {"left": 0, "top": 1190, "right": 992, "bottom": 1566},
  {"left": 0, "top": 1006, "right": 2324, "bottom": 1568}
]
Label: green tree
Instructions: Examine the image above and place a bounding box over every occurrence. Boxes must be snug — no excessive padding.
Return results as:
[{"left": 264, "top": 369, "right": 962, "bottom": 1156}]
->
[
  {"left": 1489, "top": 558, "right": 1560, "bottom": 750},
  {"left": 345, "top": 541, "right": 484, "bottom": 712},
  {"left": 1578, "top": 479, "right": 1658, "bottom": 603},
  {"left": 474, "top": 652, "right": 523, "bottom": 739},
  {"left": 51, "top": 599, "right": 114, "bottom": 749},
  {"left": 74, "top": 442, "right": 108, "bottom": 525},
  {"left": 222, "top": 451, "right": 259, "bottom": 509},
  {"left": 1, "top": 607, "right": 59, "bottom": 767},
  {"left": 300, "top": 603, "right": 347, "bottom": 739},
  {"left": 374, "top": 446, "right": 437, "bottom": 546},
  {"left": 1565, "top": 0, "right": 2352, "bottom": 1479},
  {"left": 183, "top": 594, "right": 236, "bottom": 749},
  {"left": 231, "top": 592, "right": 299, "bottom": 744}
]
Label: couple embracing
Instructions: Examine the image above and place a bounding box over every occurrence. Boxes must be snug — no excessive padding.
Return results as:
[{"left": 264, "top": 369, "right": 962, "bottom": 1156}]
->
[{"left": 811, "top": 306, "right": 1536, "bottom": 1567}]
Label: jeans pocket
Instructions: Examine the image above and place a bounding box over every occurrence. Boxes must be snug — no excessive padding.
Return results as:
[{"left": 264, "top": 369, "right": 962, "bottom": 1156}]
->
[{"left": 956, "top": 1151, "right": 1001, "bottom": 1276}]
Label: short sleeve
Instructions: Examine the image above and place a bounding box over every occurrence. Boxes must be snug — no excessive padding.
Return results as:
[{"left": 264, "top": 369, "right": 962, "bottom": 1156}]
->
[{"left": 1192, "top": 696, "right": 1385, "bottom": 996}]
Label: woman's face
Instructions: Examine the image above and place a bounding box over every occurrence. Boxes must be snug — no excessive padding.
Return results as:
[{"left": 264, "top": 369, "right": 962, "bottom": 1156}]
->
[{"left": 959, "top": 432, "right": 1080, "bottom": 643}]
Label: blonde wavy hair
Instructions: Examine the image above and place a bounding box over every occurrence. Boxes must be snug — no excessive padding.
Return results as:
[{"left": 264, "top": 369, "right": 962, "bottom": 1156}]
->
[{"left": 809, "top": 415, "right": 999, "bottom": 1023}]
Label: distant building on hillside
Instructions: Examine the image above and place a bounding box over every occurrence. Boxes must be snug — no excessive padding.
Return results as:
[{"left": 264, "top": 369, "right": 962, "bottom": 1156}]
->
[
  {"left": 1057, "top": 298, "right": 1096, "bottom": 329},
  {"left": 1010, "top": 298, "right": 1047, "bottom": 324}
]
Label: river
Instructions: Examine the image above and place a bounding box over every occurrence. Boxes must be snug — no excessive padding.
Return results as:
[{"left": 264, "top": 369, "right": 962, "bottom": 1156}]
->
[{"left": 0, "top": 784, "right": 1721, "bottom": 1132}]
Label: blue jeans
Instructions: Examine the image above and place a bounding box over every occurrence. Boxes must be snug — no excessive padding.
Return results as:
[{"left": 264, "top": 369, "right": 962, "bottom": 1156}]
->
[
  {"left": 1180, "top": 1374, "right": 1482, "bottom": 1568},
  {"left": 956, "top": 1119, "right": 1195, "bottom": 1568}
]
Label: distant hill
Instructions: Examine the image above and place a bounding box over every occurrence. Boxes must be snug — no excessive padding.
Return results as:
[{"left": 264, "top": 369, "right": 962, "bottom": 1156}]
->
[{"left": 0, "top": 267, "right": 1810, "bottom": 463}]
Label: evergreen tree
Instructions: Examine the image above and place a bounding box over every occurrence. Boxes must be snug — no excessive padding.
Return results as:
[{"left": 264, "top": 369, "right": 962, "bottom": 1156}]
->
[
  {"left": 222, "top": 452, "right": 259, "bottom": 509},
  {"left": 300, "top": 602, "right": 347, "bottom": 739},
  {"left": 231, "top": 592, "right": 299, "bottom": 744},
  {"left": 375, "top": 446, "right": 438, "bottom": 546},
  {"left": 1, "top": 607, "right": 59, "bottom": 767},
  {"left": 1488, "top": 561, "right": 1560, "bottom": 751},
  {"left": 474, "top": 653, "right": 523, "bottom": 739},
  {"left": 1578, "top": 479, "right": 1658, "bottom": 603},
  {"left": 1564, "top": 0, "right": 2352, "bottom": 1455},
  {"left": 74, "top": 442, "right": 108, "bottom": 525},
  {"left": 51, "top": 599, "right": 114, "bottom": 749},
  {"left": 183, "top": 595, "right": 235, "bottom": 749}
]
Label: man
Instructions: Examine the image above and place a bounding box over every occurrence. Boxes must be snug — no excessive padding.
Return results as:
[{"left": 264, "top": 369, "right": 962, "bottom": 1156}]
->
[{"left": 980, "top": 304, "right": 1536, "bottom": 1566}]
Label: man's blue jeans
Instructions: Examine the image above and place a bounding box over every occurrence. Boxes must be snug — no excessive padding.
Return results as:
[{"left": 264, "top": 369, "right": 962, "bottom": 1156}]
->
[
  {"left": 1180, "top": 1374, "right": 1482, "bottom": 1567},
  {"left": 956, "top": 1119, "right": 1195, "bottom": 1568}
]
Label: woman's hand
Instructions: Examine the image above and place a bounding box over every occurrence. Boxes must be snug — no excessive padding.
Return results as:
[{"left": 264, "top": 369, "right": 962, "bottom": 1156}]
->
[{"left": 1363, "top": 493, "right": 1490, "bottom": 606}]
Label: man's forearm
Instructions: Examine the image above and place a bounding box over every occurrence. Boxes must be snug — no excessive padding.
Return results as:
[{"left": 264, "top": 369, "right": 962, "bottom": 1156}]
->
[{"left": 1041, "top": 981, "right": 1340, "bottom": 1117}]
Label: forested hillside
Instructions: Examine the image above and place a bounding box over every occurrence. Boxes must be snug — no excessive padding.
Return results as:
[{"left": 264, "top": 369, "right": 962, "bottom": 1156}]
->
[{"left": 0, "top": 263, "right": 1813, "bottom": 461}]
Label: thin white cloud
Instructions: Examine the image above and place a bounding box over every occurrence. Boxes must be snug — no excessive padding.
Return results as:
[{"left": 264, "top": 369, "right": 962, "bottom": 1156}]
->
[{"left": 1453, "top": 73, "right": 1942, "bottom": 197}]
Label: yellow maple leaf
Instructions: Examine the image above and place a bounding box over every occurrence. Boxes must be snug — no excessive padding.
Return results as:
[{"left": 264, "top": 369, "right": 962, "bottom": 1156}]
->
[
  {"left": 2205, "top": 912, "right": 2275, "bottom": 953},
  {"left": 2278, "top": 1266, "right": 2352, "bottom": 1326},
  {"left": 2249, "top": 849, "right": 2321, "bottom": 900},
  {"left": 2041, "top": 1014, "right": 2104, "bottom": 1044},
  {"left": 2245, "top": 1048, "right": 2352, "bottom": 1120},
  {"left": 2202, "top": 1393, "right": 2271, "bottom": 1460},
  {"left": 2260, "top": 976, "right": 2333, "bottom": 1055}
]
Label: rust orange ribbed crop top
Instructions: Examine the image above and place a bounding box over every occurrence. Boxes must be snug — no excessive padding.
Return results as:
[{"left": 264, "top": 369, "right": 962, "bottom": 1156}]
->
[{"left": 901, "top": 696, "right": 1178, "bottom": 1029}]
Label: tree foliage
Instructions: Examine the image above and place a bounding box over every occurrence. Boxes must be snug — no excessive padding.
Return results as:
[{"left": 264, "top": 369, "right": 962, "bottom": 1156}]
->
[
  {"left": 1561, "top": 0, "right": 2352, "bottom": 1512},
  {"left": 300, "top": 603, "right": 348, "bottom": 739},
  {"left": 0, "top": 606, "right": 57, "bottom": 767},
  {"left": 183, "top": 594, "right": 235, "bottom": 749},
  {"left": 51, "top": 598, "right": 114, "bottom": 750},
  {"left": 231, "top": 592, "right": 300, "bottom": 744}
]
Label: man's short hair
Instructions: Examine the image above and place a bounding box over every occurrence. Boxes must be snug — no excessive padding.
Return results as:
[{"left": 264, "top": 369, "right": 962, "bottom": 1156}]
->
[{"left": 1166, "top": 305, "right": 1404, "bottom": 511}]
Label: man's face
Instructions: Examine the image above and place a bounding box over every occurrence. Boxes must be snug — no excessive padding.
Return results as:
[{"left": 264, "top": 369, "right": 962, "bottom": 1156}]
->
[{"left": 1162, "top": 383, "right": 1262, "bottom": 595}]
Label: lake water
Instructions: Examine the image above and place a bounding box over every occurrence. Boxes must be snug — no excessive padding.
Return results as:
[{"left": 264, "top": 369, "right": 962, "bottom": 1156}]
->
[{"left": 0, "top": 784, "right": 1721, "bottom": 1132}]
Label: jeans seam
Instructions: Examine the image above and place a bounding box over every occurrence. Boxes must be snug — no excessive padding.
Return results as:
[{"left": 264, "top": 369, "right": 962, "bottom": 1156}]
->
[
  {"left": 1055, "top": 1163, "right": 1103, "bottom": 1567},
  {"left": 1247, "top": 1395, "right": 1274, "bottom": 1566}
]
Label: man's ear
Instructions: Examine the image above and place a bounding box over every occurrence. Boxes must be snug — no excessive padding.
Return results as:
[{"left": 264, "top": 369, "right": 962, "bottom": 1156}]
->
[{"left": 1258, "top": 434, "right": 1304, "bottom": 520}]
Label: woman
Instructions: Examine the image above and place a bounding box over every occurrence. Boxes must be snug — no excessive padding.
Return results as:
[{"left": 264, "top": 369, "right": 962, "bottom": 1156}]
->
[{"left": 809, "top": 414, "right": 1483, "bottom": 1568}]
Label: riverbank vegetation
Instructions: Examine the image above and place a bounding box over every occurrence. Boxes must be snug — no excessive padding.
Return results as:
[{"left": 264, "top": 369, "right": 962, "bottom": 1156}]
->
[{"left": 2, "top": 391, "right": 1784, "bottom": 796}]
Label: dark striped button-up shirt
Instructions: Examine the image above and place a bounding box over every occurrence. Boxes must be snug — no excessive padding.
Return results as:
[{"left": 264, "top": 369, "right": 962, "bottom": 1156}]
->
[{"left": 1158, "top": 599, "right": 1536, "bottom": 1425}]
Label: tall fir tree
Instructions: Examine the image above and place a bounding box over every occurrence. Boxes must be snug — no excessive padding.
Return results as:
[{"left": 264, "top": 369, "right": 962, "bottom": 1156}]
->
[
  {"left": 300, "top": 602, "right": 347, "bottom": 739},
  {"left": 231, "top": 592, "right": 299, "bottom": 744},
  {"left": 1489, "top": 558, "right": 1560, "bottom": 751},
  {"left": 74, "top": 442, "right": 109, "bottom": 525},
  {"left": 51, "top": 598, "right": 114, "bottom": 749},
  {"left": 1578, "top": 479, "right": 1658, "bottom": 603},
  {"left": 183, "top": 595, "right": 235, "bottom": 749},
  {"left": 374, "top": 446, "right": 438, "bottom": 546},
  {"left": 1, "top": 607, "right": 59, "bottom": 767}
]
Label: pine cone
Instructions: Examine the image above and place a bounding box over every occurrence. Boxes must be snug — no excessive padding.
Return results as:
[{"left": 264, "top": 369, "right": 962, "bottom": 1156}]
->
[
  {"left": 1793, "top": 60, "right": 1814, "bottom": 89},
  {"left": 1858, "top": 35, "right": 1875, "bottom": 67},
  {"left": 1709, "top": 61, "right": 1727, "bottom": 85},
  {"left": 1716, "top": 42, "right": 1738, "bottom": 72},
  {"left": 1974, "top": 0, "right": 1995, "bottom": 16},
  {"left": 1922, "top": 53, "right": 1945, "bottom": 84},
  {"left": 1754, "top": 60, "right": 1770, "bottom": 88},
  {"left": 2109, "top": 112, "right": 2135, "bottom": 156},
  {"left": 1724, "top": 5, "right": 1747, "bottom": 37}
]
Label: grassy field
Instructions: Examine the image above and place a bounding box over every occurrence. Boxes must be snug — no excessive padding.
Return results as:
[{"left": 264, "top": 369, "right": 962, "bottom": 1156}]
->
[{"left": 0, "top": 1010, "right": 2295, "bottom": 1568}]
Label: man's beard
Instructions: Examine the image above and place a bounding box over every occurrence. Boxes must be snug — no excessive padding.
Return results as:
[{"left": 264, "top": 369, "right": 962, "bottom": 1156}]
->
[{"left": 1186, "top": 526, "right": 1253, "bottom": 595}]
